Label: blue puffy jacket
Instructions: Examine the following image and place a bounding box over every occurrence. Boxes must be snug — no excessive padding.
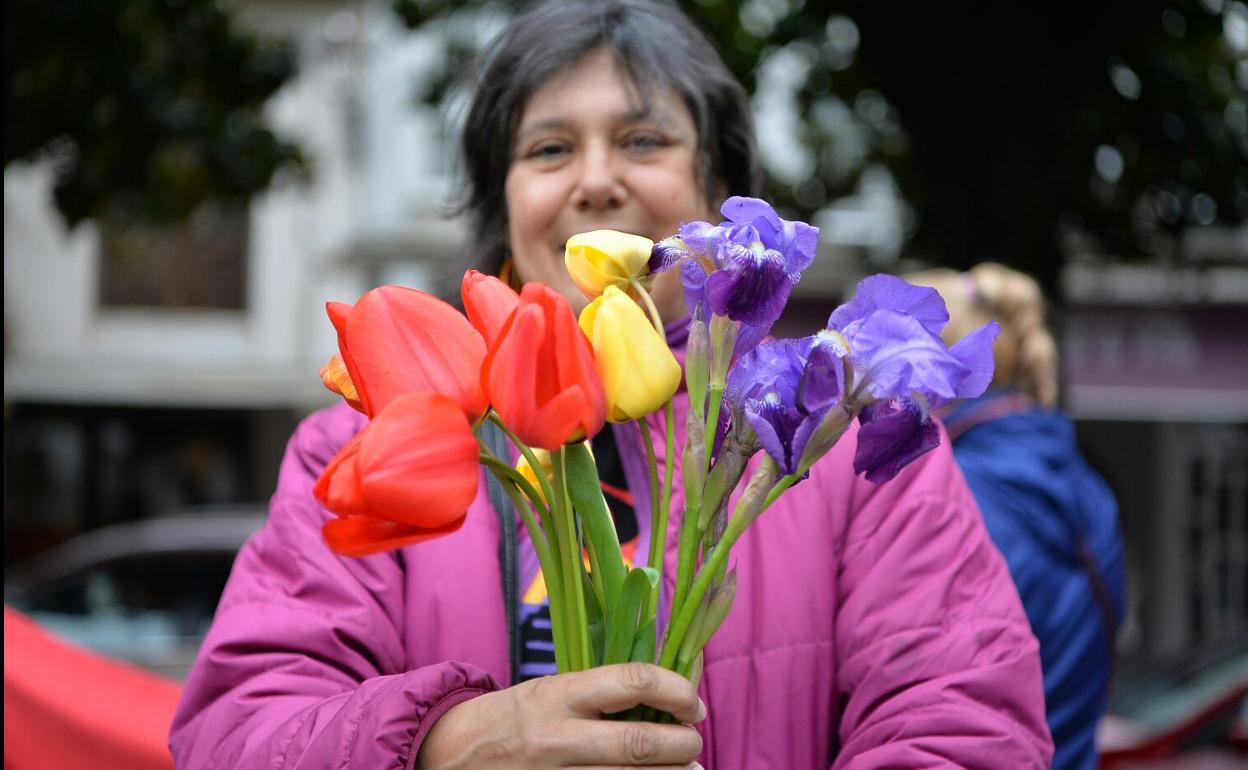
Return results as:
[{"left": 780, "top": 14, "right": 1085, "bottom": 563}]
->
[{"left": 945, "top": 390, "right": 1126, "bottom": 770}]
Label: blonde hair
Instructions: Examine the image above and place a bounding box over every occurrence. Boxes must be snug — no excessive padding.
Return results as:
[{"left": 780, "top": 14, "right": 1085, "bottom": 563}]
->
[{"left": 904, "top": 263, "right": 1059, "bottom": 407}]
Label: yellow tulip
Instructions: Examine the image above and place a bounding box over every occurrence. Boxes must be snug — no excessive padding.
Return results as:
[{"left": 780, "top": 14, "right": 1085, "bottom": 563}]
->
[
  {"left": 565, "top": 230, "right": 654, "bottom": 299},
  {"left": 516, "top": 449, "right": 554, "bottom": 504},
  {"left": 579, "top": 286, "right": 681, "bottom": 422},
  {"left": 515, "top": 443, "right": 593, "bottom": 504}
]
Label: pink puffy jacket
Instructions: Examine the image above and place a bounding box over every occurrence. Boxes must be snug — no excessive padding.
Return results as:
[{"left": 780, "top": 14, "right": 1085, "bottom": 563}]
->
[{"left": 170, "top": 392, "right": 1052, "bottom": 769}]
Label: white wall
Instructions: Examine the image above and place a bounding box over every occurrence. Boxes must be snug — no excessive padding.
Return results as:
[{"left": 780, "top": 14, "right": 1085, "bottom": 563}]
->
[{"left": 4, "top": 0, "right": 460, "bottom": 412}]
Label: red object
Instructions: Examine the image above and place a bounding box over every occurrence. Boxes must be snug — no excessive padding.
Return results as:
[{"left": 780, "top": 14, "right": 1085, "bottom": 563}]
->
[
  {"left": 1099, "top": 680, "right": 1248, "bottom": 769},
  {"left": 316, "top": 392, "right": 479, "bottom": 556},
  {"left": 3, "top": 606, "right": 182, "bottom": 770},
  {"left": 482, "top": 283, "right": 606, "bottom": 451},
  {"left": 461, "top": 270, "right": 521, "bottom": 347},
  {"left": 326, "top": 286, "right": 489, "bottom": 420}
]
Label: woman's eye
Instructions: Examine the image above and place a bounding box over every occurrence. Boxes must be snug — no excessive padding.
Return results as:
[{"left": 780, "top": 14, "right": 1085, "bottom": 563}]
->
[
  {"left": 624, "top": 133, "right": 666, "bottom": 151},
  {"left": 529, "top": 142, "right": 569, "bottom": 159}
]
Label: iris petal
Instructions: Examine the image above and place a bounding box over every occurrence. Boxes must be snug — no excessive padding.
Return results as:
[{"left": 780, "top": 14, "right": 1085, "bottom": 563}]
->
[
  {"left": 705, "top": 246, "right": 790, "bottom": 327},
  {"left": 853, "top": 400, "right": 940, "bottom": 483},
  {"left": 829, "top": 274, "right": 950, "bottom": 337}
]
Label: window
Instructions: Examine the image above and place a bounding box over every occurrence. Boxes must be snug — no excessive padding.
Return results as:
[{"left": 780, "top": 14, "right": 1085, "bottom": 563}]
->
[{"left": 98, "top": 201, "right": 248, "bottom": 309}]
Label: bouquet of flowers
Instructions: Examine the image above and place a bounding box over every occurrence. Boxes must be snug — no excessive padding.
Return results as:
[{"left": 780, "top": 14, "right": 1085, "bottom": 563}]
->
[{"left": 314, "top": 197, "right": 998, "bottom": 694}]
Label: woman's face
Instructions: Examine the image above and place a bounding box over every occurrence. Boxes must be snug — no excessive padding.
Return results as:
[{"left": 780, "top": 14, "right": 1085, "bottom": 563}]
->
[{"left": 505, "top": 48, "right": 716, "bottom": 319}]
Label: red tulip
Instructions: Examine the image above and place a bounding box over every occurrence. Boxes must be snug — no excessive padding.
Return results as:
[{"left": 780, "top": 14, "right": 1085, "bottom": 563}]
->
[
  {"left": 483, "top": 283, "right": 606, "bottom": 451},
  {"left": 461, "top": 270, "right": 520, "bottom": 347},
  {"left": 322, "top": 515, "right": 465, "bottom": 558},
  {"left": 326, "top": 286, "right": 488, "bottom": 419},
  {"left": 314, "top": 392, "right": 480, "bottom": 556}
]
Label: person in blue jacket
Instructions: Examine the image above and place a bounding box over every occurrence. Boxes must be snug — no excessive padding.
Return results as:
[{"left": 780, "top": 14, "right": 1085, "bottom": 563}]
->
[{"left": 908, "top": 263, "right": 1127, "bottom": 770}]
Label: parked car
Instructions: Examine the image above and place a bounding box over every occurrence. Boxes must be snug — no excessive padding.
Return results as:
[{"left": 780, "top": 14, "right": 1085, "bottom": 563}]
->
[
  {"left": 3, "top": 506, "right": 266, "bottom": 680},
  {"left": 1099, "top": 642, "right": 1248, "bottom": 769}
]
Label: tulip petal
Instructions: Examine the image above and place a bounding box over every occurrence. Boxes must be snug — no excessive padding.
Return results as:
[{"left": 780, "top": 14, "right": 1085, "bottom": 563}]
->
[
  {"left": 486, "top": 302, "right": 547, "bottom": 443},
  {"left": 313, "top": 432, "right": 370, "bottom": 516},
  {"left": 356, "top": 392, "right": 480, "bottom": 528},
  {"left": 323, "top": 515, "right": 465, "bottom": 558},
  {"left": 461, "top": 270, "right": 520, "bottom": 347},
  {"left": 319, "top": 353, "right": 366, "bottom": 413},
  {"left": 565, "top": 230, "right": 654, "bottom": 299},
  {"left": 486, "top": 284, "right": 605, "bottom": 450},
  {"left": 341, "top": 286, "right": 488, "bottom": 419},
  {"left": 582, "top": 287, "right": 680, "bottom": 422},
  {"left": 551, "top": 291, "right": 607, "bottom": 430}
]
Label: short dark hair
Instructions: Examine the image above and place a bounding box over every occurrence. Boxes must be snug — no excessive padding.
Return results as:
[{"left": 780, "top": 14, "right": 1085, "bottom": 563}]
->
[{"left": 457, "top": 0, "right": 762, "bottom": 275}]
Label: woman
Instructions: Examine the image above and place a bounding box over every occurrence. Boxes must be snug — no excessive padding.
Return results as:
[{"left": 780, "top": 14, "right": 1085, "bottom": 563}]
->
[
  {"left": 169, "top": 2, "right": 1052, "bottom": 768},
  {"left": 907, "top": 263, "right": 1126, "bottom": 770}
]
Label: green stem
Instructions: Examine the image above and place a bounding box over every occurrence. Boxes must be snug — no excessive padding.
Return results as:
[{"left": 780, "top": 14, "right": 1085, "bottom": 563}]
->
[
  {"left": 553, "top": 447, "right": 591, "bottom": 670},
  {"left": 660, "top": 521, "right": 741, "bottom": 670},
  {"left": 660, "top": 401, "right": 675, "bottom": 549},
  {"left": 675, "top": 592, "right": 710, "bottom": 676},
  {"left": 668, "top": 495, "right": 703, "bottom": 642},
  {"left": 477, "top": 454, "right": 547, "bottom": 518},
  {"left": 637, "top": 418, "right": 662, "bottom": 622},
  {"left": 481, "top": 461, "right": 568, "bottom": 672},
  {"left": 762, "top": 473, "right": 801, "bottom": 510},
  {"left": 660, "top": 459, "right": 781, "bottom": 671},
  {"left": 628, "top": 278, "right": 665, "bottom": 334},
  {"left": 628, "top": 277, "right": 678, "bottom": 651},
  {"left": 702, "top": 385, "right": 723, "bottom": 475},
  {"left": 476, "top": 444, "right": 561, "bottom": 563},
  {"left": 488, "top": 412, "right": 556, "bottom": 506}
]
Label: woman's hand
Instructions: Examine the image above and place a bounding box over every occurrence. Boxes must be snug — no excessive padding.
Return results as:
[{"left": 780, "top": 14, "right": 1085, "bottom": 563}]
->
[{"left": 415, "top": 663, "right": 705, "bottom": 769}]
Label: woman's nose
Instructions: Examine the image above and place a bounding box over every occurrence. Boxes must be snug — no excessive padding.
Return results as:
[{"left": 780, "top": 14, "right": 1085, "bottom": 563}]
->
[{"left": 572, "top": 143, "right": 626, "bottom": 211}]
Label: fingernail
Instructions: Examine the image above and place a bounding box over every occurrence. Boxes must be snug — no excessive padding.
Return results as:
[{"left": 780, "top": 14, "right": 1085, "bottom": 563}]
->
[{"left": 696, "top": 698, "right": 707, "bottom": 720}]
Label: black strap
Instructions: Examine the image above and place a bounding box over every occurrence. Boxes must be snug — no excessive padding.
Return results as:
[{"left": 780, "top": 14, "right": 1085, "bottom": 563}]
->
[
  {"left": 481, "top": 422, "right": 520, "bottom": 686},
  {"left": 1077, "top": 535, "right": 1120, "bottom": 678}
]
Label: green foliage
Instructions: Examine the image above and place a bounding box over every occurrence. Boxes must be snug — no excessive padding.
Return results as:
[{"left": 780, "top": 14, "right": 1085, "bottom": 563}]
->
[
  {"left": 399, "top": 0, "right": 1246, "bottom": 283},
  {"left": 1063, "top": 0, "right": 1247, "bottom": 261},
  {"left": 4, "top": 0, "right": 307, "bottom": 226}
]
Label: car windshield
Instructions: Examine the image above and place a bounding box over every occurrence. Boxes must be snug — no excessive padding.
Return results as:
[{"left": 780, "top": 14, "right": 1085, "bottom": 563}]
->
[{"left": 10, "top": 554, "right": 236, "bottom": 679}]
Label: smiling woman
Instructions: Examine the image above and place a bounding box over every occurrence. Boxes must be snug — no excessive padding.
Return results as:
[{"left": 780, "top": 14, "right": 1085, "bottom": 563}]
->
[
  {"left": 169, "top": 2, "right": 1053, "bottom": 769},
  {"left": 503, "top": 48, "right": 707, "bottom": 318},
  {"left": 458, "top": 0, "right": 760, "bottom": 320}
]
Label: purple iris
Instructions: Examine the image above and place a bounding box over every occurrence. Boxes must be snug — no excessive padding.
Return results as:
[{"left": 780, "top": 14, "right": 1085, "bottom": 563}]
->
[
  {"left": 650, "top": 197, "right": 818, "bottom": 333},
  {"left": 825, "top": 274, "right": 1000, "bottom": 482},
  {"left": 724, "top": 333, "right": 848, "bottom": 476}
]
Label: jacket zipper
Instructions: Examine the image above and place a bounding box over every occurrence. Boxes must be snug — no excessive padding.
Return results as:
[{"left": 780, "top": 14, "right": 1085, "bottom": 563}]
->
[{"left": 482, "top": 422, "right": 520, "bottom": 686}]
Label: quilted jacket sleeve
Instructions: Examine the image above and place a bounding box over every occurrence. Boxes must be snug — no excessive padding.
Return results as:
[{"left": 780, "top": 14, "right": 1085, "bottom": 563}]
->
[
  {"left": 831, "top": 436, "right": 1054, "bottom": 769},
  {"left": 168, "top": 405, "right": 501, "bottom": 770}
]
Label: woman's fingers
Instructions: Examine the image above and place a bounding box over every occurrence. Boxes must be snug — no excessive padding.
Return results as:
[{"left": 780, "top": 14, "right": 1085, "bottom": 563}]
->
[
  {"left": 563, "top": 663, "right": 705, "bottom": 724},
  {"left": 577, "top": 765, "right": 703, "bottom": 770},
  {"left": 564, "top": 719, "right": 703, "bottom": 766}
]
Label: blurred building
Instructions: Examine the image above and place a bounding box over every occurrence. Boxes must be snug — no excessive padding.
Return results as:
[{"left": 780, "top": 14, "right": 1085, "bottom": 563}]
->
[
  {"left": 4, "top": 0, "right": 1246, "bottom": 689},
  {"left": 3, "top": 1, "right": 464, "bottom": 562},
  {"left": 1060, "top": 247, "right": 1248, "bottom": 671},
  {"left": 2, "top": 0, "right": 883, "bottom": 568}
]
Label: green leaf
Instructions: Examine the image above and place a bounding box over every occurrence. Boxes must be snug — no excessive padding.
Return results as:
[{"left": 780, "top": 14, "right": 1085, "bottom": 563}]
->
[
  {"left": 604, "top": 567, "right": 659, "bottom": 665},
  {"left": 582, "top": 568, "right": 606, "bottom": 668},
  {"left": 630, "top": 617, "right": 657, "bottom": 664},
  {"left": 564, "top": 441, "right": 627, "bottom": 607}
]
